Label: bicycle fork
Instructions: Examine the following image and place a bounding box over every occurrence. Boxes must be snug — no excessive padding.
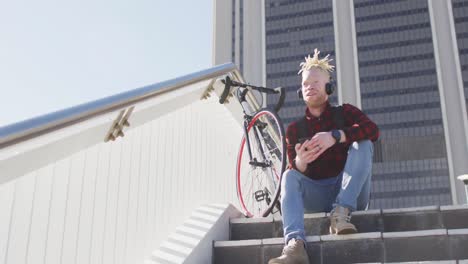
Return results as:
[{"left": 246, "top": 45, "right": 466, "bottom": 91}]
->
[{"left": 243, "top": 117, "right": 275, "bottom": 206}]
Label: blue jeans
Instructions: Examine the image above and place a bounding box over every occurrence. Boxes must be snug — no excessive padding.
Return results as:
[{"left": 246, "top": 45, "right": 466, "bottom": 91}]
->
[{"left": 280, "top": 140, "right": 374, "bottom": 244}]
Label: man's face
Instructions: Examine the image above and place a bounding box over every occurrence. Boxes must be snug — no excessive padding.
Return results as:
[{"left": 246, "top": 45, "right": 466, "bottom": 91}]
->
[{"left": 301, "top": 68, "right": 330, "bottom": 107}]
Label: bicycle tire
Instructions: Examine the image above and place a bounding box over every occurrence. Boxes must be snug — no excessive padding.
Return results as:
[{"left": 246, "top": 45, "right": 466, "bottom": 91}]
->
[{"left": 236, "top": 109, "right": 287, "bottom": 217}]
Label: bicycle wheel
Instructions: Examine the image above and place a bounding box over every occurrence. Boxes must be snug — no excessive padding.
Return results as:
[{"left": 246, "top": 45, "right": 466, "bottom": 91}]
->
[{"left": 236, "top": 109, "right": 286, "bottom": 217}]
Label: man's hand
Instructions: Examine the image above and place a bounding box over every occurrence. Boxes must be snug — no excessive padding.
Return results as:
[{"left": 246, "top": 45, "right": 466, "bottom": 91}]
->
[{"left": 294, "top": 132, "right": 337, "bottom": 171}]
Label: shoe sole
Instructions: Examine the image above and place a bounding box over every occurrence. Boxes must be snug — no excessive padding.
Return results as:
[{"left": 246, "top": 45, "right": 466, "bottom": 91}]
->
[{"left": 329, "top": 226, "right": 358, "bottom": 235}]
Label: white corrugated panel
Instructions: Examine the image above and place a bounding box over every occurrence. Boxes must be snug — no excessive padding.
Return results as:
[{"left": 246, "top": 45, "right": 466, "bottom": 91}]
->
[{"left": 0, "top": 94, "right": 243, "bottom": 264}]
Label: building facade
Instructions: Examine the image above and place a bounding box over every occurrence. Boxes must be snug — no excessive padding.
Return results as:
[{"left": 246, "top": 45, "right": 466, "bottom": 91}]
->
[{"left": 213, "top": 0, "right": 468, "bottom": 208}]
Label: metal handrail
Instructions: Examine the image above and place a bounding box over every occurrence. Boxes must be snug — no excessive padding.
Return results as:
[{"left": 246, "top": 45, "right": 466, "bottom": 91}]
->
[{"left": 0, "top": 63, "right": 245, "bottom": 149}]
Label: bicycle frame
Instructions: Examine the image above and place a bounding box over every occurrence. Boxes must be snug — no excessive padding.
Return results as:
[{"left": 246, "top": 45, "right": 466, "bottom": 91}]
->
[{"left": 242, "top": 115, "right": 268, "bottom": 166}]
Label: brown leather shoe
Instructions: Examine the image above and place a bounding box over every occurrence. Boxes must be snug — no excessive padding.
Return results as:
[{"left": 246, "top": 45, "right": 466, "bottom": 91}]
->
[
  {"left": 329, "top": 205, "right": 358, "bottom": 235},
  {"left": 268, "top": 238, "right": 310, "bottom": 264}
]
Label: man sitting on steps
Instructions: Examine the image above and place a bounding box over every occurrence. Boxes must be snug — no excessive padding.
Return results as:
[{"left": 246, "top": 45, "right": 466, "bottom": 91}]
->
[{"left": 269, "top": 49, "right": 380, "bottom": 264}]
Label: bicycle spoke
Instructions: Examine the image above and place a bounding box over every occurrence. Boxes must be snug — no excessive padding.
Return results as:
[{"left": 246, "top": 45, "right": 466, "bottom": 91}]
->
[
  {"left": 254, "top": 170, "right": 264, "bottom": 191},
  {"left": 251, "top": 173, "right": 256, "bottom": 213},
  {"left": 264, "top": 146, "right": 279, "bottom": 155},
  {"left": 270, "top": 167, "right": 279, "bottom": 183},
  {"left": 241, "top": 165, "right": 254, "bottom": 191},
  {"left": 246, "top": 171, "right": 255, "bottom": 203},
  {"left": 265, "top": 168, "right": 277, "bottom": 193}
]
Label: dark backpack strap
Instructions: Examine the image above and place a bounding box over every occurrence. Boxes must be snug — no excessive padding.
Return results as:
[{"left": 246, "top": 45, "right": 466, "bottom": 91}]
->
[
  {"left": 331, "top": 105, "right": 345, "bottom": 129},
  {"left": 296, "top": 116, "right": 309, "bottom": 143}
]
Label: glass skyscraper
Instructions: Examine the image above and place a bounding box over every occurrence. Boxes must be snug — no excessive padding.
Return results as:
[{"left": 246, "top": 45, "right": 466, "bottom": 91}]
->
[{"left": 214, "top": 0, "right": 468, "bottom": 208}]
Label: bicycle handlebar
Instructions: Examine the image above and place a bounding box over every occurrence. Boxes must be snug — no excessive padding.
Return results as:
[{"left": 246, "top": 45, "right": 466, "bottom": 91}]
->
[
  {"left": 219, "top": 76, "right": 233, "bottom": 104},
  {"left": 274, "top": 87, "right": 286, "bottom": 113},
  {"left": 220, "top": 76, "right": 286, "bottom": 113}
]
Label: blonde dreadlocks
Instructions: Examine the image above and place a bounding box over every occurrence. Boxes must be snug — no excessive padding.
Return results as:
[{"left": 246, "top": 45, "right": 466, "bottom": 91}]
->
[{"left": 298, "top": 48, "right": 335, "bottom": 75}]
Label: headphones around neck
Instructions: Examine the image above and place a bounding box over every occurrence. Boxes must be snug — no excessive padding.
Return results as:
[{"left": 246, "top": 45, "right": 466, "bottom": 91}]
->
[{"left": 297, "top": 77, "right": 335, "bottom": 99}]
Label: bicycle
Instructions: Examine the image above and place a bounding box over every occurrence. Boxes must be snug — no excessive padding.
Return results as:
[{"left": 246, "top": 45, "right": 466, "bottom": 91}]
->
[{"left": 219, "top": 76, "right": 287, "bottom": 217}]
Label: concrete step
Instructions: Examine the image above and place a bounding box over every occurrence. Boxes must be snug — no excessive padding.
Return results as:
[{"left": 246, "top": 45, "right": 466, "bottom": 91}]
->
[
  {"left": 213, "top": 228, "right": 468, "bottom": 264},
  {"left": 230, "top": 205, "right": 468, "bottom": 240}
]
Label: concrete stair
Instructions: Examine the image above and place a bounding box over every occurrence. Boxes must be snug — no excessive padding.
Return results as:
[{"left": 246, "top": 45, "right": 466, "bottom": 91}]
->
[{"left": 213, "top": 205, "right": 468, "bottom": 264}]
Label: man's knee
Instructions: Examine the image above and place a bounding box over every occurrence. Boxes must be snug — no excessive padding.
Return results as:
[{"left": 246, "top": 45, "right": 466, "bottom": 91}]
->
[
  {"left": 351, "top": 139, "right": 373, "bottom": 153},
  {"left": 281, "top": 169, "right": 302, "bottom": 191},
  {"left": 360, "top": 139, "right": 373, "bottom": 149}
]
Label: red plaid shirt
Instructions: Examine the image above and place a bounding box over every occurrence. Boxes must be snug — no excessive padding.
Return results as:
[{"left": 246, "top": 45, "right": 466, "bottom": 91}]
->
[{"left": 286, "top": 101, "right": 379, "bottom": 180}]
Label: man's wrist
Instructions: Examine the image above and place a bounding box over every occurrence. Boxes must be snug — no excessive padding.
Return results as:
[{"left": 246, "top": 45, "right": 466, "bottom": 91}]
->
[
  {"left": 331, "top": 129, "right": 340, "bottom": 144},
  {"left": 339, "top": 130, "right": 346, "bottom": 143},
  {"left": 330, "top": 129, "right": 347, "bottom": 144},
  {"left": 294, "top": 158, "right": 307, "bottom": 173}
]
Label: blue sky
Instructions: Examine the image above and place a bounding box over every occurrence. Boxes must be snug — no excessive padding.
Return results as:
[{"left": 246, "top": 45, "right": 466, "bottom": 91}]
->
[{"left": 0, "top": 0, "right": 213, "bottom": 126}]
